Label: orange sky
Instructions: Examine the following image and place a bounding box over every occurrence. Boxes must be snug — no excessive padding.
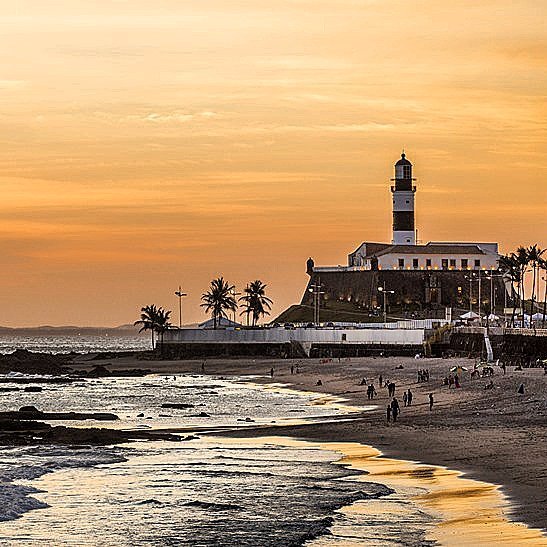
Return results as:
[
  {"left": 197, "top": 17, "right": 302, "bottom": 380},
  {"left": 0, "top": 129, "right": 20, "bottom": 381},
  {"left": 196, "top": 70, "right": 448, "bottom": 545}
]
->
[{"left": 1, "top": 1, "right": 546, "bottom": 327}]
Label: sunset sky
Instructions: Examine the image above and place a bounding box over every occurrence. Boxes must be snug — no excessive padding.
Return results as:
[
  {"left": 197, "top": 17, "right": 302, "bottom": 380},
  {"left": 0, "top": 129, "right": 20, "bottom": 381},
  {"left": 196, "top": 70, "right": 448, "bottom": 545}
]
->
[{"left": 1, "top": 1, "right": 546, "bottom": 327}]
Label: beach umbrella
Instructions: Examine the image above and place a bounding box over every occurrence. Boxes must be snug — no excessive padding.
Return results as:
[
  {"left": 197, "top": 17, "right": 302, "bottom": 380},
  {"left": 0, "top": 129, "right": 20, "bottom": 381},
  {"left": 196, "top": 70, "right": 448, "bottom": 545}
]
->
[{"left": 450, "top": 366, "right": 468, "bottom": 373}]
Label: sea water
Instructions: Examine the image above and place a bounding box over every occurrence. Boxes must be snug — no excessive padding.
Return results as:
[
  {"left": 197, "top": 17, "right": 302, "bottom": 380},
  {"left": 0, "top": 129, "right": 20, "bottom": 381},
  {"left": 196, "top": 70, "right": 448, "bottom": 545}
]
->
[{"left": 0, "top": 373, "right": 438, "bottom": 546}]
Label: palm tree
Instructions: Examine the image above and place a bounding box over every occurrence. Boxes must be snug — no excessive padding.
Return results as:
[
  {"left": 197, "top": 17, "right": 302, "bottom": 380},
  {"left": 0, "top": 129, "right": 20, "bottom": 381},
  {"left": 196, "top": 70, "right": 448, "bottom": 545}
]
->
[
  {"left": 499, "top": 254, "right": 520, "bottom": 326},
  {"left": 527, "top": 244, "right": 545, "bottom": 320},
  {"left": 134, "top": 304, "right": 172, "bottom": 350},
  {"left": 134, "top": 304, "right": 160, "bottom": 349},
  {"left": 239, "top": 280, "right": 273, "bottom": 326},
  {"left": 200, "top": 277, "right": 237, "bottom": 329},
  {"left": 155, "top": 307, "right": 172, "bottom": 353},
  {"left": 514, "top": 246, "right": 529, "bottom": 325},
  {"left": 539, "top": 257, "right": 547, "bottom": 325}
]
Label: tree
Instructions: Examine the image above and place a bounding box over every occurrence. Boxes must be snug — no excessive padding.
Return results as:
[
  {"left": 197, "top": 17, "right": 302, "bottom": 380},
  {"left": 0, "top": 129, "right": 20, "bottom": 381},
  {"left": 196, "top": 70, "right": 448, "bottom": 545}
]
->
[
  {"left": 239, "top": 280, "right": 273, "bottom": 326},
  {"left": 134, "top": 304, "right": 160, "bottom": 349},
  {"left": 155, "top": 307, "right": 172, "bottom": 353},
  {"left": 514, "top": 246, "right": 529, "bottom": 326},
  {"left": 499, "top": 254, "right": 521, "bottom": 326},
  {"left": 200, "top": 277, "right": 237, "bottom": 329},
  {"left": 527, "top": 244, "right": 545, "bottom": 320},
  {"left": 134, "top": 304, "right": 172, "bottom": 350},
  {"left": 540, "top": 257, "right": 547, "bottom": 324}
]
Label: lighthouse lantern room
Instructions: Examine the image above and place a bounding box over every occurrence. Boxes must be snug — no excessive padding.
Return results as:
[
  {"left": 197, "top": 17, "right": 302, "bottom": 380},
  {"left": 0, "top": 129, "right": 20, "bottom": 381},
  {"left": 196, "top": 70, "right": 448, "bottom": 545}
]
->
[{"left": 391, "top": 152, "right": 416, "bottom": 245}]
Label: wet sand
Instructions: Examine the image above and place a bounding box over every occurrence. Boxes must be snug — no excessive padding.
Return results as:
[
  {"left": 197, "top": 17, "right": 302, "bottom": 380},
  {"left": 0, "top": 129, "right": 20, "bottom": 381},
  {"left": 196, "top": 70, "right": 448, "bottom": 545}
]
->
[{"left": 72, "top": 354, "right": 547, "bottom": 536}]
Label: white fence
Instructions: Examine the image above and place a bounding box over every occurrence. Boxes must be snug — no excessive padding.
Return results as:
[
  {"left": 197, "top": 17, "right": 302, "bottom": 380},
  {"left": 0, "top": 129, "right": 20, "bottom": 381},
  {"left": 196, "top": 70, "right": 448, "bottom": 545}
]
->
[{"left": 164, "top": 327, "right": 426, "bottom": 346}]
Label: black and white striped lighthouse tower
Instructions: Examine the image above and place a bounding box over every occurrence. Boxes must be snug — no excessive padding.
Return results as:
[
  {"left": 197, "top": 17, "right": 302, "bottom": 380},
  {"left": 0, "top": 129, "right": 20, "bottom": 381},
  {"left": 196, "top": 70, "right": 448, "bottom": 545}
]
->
[{"left": 391, "top": 152, "right": 416, "bottom": 245}]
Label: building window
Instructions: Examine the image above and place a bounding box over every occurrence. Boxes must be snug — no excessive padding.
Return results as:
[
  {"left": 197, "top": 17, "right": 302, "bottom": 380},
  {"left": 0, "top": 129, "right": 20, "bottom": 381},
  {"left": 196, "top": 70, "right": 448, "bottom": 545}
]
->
[
  {"left": 403, "top": 165, "right": 411, "bottom": 178},
  {"left": 413, "top": 258, "right": 419, "bottom": 269},
  {"left": 449, "top": 259, "right": 456, "bottom": 268},
  {"left": 426, "top": 259, "right": 432, "bottom": 268},
  {"left": 461, "top": 259, "right": 468, "bottom": 269},
  {"left": 398, "top": 258, "right": 405, "bottom": 269},
  {"left": 474, "top": 259, "right": 481, "bottom": 269},
  {"left": 441, "top": 259, "right": 449, "bottom": 270}
]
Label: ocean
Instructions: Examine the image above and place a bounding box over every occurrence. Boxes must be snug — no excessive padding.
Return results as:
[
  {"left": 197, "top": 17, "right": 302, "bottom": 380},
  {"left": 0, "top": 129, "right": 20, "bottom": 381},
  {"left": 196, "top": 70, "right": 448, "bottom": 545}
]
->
[
  {"left": 0, "top": 335, "right": 437, "bottom": 545},
  {"left": 0, "top": 333, "right": 150, "bottom": 354}
]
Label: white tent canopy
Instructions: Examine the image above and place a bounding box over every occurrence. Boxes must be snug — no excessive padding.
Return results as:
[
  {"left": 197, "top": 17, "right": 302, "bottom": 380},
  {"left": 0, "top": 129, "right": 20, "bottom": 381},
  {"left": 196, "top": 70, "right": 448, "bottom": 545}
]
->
[
  {"left": 483, "top": 313, "right": 500, "bottom": 320},
  {"left": 531, "top": 312, "right": 546, "bottom": 320},
  {"left": 460, "top": 311, "right": 480, "bottom": 320}
]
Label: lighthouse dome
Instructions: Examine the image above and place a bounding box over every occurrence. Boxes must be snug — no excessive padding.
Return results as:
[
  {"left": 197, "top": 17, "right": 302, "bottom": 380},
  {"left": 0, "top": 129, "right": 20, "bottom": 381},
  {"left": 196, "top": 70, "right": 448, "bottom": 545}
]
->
[{"left": 395, "top": 152, "right": 412, "bottom": 167}]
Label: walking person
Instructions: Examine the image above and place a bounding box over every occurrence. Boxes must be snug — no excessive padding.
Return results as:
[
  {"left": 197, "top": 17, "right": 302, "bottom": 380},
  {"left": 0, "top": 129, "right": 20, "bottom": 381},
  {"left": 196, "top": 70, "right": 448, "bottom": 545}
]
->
[
  {"left": 407, "top": 388, "right": 413, "bottom": 406},
  {"left": 428, "top": 393, "right": 434, "bottom": 411},
  {"left": 403, "top": 391, "right": 408, "bottom": 407},
  {"left": 391, "top": 398, "right": 400, "bottom": 422},
  {"left": 270, "top": 367, "right": 274, "bottom": 378},
  {"left": 386, "top": 404, "right": 391, "bottom": 422}
]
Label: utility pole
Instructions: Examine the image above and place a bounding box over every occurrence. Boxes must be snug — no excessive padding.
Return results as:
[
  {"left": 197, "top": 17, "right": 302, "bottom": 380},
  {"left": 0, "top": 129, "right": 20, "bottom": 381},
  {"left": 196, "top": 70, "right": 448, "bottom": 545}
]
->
[{"left": 174, "top": 286, "right": 187, "bottom": 329}]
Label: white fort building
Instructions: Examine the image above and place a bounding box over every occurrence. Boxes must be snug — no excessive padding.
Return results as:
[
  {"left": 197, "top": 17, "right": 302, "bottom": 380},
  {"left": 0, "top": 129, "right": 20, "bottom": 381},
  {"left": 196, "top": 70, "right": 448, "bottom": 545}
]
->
[{"left": 314, "top": 153, "right": 499, "bottom": 274}]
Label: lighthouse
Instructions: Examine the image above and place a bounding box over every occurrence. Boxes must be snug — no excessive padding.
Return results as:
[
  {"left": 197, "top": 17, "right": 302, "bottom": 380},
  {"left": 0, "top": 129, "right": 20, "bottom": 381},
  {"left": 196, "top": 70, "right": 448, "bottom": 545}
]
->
[{"left": 391, "top": 152, "right": 416, "bottom": 245}]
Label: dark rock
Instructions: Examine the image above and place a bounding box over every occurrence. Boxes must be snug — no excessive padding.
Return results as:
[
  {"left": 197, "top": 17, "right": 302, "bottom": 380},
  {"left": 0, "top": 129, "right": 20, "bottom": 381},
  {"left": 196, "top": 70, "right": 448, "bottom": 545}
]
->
[
  {"left": 136, "top": 413, "right": 145, "bottom": 417},
  {"left": 19, "top": 405, "right": 41, "bottom": 414},
  {"left": 24, "top": 386, "right": 43, "bottom": 392},
  {"left": 0, "top": 349, "right": 72, "bottom": 375},
  {"left": 2, "top": 408, "right": 118, "bottom": 421},
  {"left": 161, "top": 403, "right": 195, "bottom": 409},
  {"left": 87, "top": 365, "right": 112, "bottom": 377}
]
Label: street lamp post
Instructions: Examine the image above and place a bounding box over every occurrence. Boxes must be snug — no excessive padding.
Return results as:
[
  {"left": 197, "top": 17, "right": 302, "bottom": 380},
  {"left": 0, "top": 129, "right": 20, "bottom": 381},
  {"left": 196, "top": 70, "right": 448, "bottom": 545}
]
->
[
  {"left": 230, "top": 289, "right": 241, "bottom": 325},
  {"left": 464, "top": 273, "right": 475, "bottom": 314},
  {"left": 378, "top": 286, "right": 394, "bottom": 324},
  {"left": 174, "top": 286, "right": 188, "bottom": 329},
  {"left": 308, "top": 283, "right": 325, "bottom": 325}
]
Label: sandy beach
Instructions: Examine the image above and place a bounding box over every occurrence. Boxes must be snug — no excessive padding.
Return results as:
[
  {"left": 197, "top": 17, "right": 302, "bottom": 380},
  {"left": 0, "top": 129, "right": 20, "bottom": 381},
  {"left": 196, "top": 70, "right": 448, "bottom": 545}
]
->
[{"left": 72, "top": 353, "right": 547, "bottom": 537}]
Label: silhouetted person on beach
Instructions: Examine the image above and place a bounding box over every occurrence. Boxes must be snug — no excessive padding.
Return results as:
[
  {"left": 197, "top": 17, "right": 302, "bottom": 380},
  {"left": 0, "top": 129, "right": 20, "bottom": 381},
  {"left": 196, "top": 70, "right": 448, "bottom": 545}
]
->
[
  {"left": 201, "top": 361, "right": 205, "bottom": 373},
  {"left": 407, "top": 389, "right": 413, "bottom": 406},
  {"left": 379, "top": 374, "right": 383, "bottom": 388},
  {"left": 387, "top": 405, "right": 391, "bottom": 422},
  {"left": 290, "top": 365, "right": 294, "bottom": 375},
  {"left": 403, "top": 392, "right": 408, "bottom": 407},
  {"left": 316, "top": 379, "right": 322, "bottom": 386},
  {"left": 270, "top": 368, "right": 274, "bottom": 378},
  {"left": 391, "top": 398, "right": 400, "bottom": 421},
  {"left": 429, "top": 393, "right": 434, "bottom": 411},
  {"left": 388, "top": 382, "right": 396, "bottom": 397}
]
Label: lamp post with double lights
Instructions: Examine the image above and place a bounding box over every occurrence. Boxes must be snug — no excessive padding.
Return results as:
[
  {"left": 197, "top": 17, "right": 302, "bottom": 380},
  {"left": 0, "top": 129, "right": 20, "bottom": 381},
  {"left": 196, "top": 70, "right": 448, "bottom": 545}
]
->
[
  {"left": 378, "top": 286, "right": 394, "bottom": 324},
  {"left": 308, "top": 283, "right": 325, "bottom": 325}
]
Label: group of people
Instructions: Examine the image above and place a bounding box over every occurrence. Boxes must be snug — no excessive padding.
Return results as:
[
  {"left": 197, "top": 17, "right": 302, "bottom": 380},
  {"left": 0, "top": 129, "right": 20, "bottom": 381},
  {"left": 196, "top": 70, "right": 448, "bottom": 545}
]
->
[
  {"left": 290, "top": 363, "right": 302, "bottom": 375},
  {"left": 402, "top": 388, "right": 413, "bottom": 406},
  {"left": 443, "top": 373, "right": 461, "bottom": 388},
  {"left": 417, "top": 369, "right": 430, "bottom": 382}
]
